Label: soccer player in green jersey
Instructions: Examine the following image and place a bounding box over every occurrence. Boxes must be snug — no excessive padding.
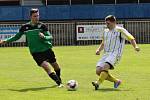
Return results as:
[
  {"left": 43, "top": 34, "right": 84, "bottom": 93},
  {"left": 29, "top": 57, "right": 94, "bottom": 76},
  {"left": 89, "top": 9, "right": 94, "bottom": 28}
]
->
[
  {"left": 92, "top": 15, "right": 140, "bottom": 90},
  {"left": 0, "top": 8, "right": 63, "bottom": 87}
]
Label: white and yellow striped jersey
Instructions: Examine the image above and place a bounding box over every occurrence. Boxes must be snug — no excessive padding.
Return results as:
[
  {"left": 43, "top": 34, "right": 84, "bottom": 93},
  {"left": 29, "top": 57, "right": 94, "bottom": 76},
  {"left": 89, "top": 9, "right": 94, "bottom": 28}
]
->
[{"left": 103, "top": 25, "right": 134, "bottom": 57}]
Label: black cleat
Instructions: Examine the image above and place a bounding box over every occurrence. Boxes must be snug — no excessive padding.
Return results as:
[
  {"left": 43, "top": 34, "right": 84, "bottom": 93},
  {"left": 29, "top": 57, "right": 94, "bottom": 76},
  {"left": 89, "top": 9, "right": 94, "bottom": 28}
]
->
[
  {"left": 92, "top": 81, "right": 99, "bottom": 90},
  {"left": 58, "top": 77, "right": 62, "bottom": 84}
]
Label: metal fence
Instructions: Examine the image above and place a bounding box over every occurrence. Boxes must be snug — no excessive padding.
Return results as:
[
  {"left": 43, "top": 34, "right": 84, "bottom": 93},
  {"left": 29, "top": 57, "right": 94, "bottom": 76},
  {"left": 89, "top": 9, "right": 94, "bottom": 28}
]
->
[
  {"left": 47, "top": 22, "right": 75, "bottom": 46},
  {"left": 125, "top": 21, "right": 150, "bottom": 44},
  {"left": 0, "top": 20, "right": 150, "bottom": 47},
  {"left": 0, "top": 24, "right": 26, "bottom": 47}
]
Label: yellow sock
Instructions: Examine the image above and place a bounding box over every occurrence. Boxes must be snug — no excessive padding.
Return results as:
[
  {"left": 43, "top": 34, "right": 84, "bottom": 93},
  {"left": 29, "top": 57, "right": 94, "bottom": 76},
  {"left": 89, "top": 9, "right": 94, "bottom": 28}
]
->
[
  {"left": 106, "top": 72, "right": 118, "bottom": 83},
  {"left": 98, "top": 71, "right": 108, "bottom": 84}
]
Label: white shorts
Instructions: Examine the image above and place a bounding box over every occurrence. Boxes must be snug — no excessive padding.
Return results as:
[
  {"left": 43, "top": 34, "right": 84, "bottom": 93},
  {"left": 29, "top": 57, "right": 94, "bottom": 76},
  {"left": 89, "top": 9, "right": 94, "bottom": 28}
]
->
[{"left": 96, "top": 52, "right": 121, "bottom": 69}]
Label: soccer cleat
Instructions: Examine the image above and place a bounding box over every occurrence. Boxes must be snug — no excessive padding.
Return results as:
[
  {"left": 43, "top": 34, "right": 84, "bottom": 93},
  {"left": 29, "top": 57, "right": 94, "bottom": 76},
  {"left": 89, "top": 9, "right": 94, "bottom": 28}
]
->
[
  {"left": 58, "top": 77, "right": 62, "bottom": 84},
  {"left": 92, "top": 81, "right": 99, "bottom": 90},
  {"left": 114, "top": 80, "right": 122, "bottom": 88},
  {"left": 58, "top": 84, "right": 64, "bottom": 88}
]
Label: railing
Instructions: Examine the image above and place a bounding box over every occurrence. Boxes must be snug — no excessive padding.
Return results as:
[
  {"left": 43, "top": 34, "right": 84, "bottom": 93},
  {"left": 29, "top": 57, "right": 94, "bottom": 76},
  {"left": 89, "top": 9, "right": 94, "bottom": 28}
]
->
[{"left": 0, "top": 20, "right": 150, "bottom": 47}]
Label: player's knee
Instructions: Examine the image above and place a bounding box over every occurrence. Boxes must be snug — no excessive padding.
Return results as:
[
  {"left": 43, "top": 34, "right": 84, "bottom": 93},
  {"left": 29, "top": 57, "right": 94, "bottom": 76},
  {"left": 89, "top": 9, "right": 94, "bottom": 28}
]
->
[
  {"left": 96, "top": 66, "right": 103, "bottom": 75},
  {"left": 96, "top": 70, "right": 100, "bottom": 75},
  {"left": 40, "top": 61, "right": 49, "bottom": 67}
]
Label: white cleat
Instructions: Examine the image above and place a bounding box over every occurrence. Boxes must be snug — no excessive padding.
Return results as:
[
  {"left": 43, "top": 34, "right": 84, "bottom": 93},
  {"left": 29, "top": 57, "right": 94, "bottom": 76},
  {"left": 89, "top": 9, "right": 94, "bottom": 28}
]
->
[{"left": 58, "top": 84, "right": 64, "bottom": 88}]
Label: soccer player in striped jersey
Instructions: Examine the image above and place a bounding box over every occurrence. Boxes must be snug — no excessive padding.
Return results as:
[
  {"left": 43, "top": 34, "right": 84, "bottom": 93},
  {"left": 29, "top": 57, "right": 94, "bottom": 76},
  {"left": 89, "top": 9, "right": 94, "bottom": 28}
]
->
[
  {"left": 0, "top": 8, "right": 63, "bottom": 87},
  {"left": 92, "top": 15, "right": 140, "bottom": 90}
]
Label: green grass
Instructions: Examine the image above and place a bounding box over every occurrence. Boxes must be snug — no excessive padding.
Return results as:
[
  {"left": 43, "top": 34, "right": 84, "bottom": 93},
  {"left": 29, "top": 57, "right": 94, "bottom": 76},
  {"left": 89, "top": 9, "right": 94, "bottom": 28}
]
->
[{"left": 0, "top": 44, "right": 150, "bottom": 100}]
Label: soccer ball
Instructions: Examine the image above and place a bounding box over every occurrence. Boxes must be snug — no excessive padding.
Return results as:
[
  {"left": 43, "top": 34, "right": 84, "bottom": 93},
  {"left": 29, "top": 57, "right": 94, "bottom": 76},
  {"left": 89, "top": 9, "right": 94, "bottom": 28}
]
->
[{"left": 66, "top": 80, "right": 78, "bottom": 91}]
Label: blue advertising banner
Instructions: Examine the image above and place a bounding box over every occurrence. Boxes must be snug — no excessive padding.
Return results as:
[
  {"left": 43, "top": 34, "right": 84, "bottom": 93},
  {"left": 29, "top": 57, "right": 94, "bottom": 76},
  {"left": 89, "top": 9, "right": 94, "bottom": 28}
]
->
[{"left": 0, "top": 27, "right": 19, "bottom": 34}]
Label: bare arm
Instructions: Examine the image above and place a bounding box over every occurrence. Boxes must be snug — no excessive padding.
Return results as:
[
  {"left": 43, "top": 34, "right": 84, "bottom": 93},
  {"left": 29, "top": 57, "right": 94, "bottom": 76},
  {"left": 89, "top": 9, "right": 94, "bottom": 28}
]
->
[
  {"left": 130, "top": 39, "right": 140, "bottom": 52},
  {"left": 96, "top": 40, "right": 104, "bottom": 55},
  {"left": 0, "top": 40, "right": 6, "bottom": 44}
]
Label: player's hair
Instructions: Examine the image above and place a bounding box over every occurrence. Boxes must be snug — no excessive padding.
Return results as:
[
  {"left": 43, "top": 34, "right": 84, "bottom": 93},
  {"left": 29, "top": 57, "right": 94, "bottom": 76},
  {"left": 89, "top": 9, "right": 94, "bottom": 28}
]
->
[
  {"left": 105, "top": 15, "right": 116, "bottom": 22},
  {"left": 30, "top": 8, "right": 39, "bottom": 16}
]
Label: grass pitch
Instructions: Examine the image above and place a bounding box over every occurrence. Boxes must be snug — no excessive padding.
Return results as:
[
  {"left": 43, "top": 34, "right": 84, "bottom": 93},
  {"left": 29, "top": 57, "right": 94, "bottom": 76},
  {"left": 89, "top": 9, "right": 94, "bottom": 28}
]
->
[{"left": 0, "top": 44, "right": 149, "bottom": 100}]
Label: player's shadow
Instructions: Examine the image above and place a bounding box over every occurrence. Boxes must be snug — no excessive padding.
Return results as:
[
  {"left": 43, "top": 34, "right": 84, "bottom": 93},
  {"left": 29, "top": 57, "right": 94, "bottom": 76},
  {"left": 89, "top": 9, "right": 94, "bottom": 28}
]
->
[
  {"left": 96, "top": 88, "right": 132, "bottom": 92},
  {"left": 8, "top": 85, "right": 57, "bottom": 92}
]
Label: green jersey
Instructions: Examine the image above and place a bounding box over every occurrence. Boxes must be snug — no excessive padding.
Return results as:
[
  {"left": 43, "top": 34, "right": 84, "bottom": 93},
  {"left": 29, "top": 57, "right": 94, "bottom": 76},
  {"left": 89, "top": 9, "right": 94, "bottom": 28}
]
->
[{"left": 5, "top": 22, "right": 53, "bottom": 53}]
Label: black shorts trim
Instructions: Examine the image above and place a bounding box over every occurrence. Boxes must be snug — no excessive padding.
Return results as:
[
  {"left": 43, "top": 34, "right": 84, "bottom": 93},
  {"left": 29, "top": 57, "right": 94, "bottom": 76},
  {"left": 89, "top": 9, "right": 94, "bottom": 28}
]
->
[
  {"left": 105, "top": 62, "right": 114, "bottom": 69},
  {"left": 31, "top": 49, "right": 56, "bottom": 66}
]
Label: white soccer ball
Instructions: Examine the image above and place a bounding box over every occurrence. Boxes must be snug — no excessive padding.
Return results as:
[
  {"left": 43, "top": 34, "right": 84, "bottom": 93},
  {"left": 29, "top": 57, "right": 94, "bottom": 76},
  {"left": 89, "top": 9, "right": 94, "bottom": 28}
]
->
[{"left": 66, "top": 80, "right": 78, "bottom": 91}]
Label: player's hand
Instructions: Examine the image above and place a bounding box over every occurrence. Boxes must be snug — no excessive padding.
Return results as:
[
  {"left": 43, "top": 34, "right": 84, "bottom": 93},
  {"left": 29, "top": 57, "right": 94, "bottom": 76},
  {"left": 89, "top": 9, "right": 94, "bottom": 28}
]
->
[
  {"left": 39, "top": 32, "right": 45, "bottom": 38},
  {"left": 96, "top": 49, "right": 100, "bottom": 55},
  {"left": 135, "top": 46, "right": 140, "bottom": 52},
  {"left": 0, "top": 40, "right": 6, "bottom": 44}
]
